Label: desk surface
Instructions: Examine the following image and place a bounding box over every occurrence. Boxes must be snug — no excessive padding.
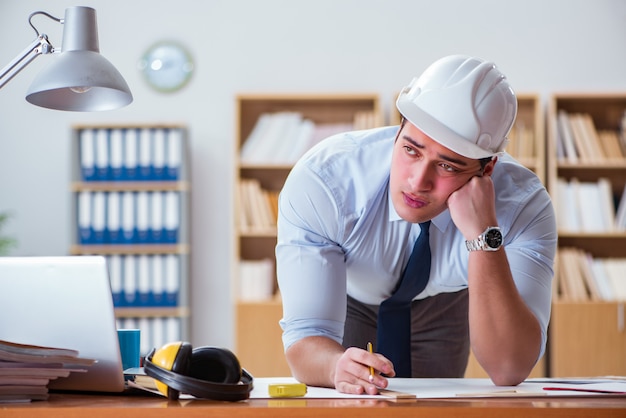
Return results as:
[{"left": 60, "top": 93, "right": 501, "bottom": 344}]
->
[{"left": 2, "top": 392, "right": 626, "bottom": 418}]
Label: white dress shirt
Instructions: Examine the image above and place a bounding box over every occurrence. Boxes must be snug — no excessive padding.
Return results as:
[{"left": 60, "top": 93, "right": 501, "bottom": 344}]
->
[{"left": 276, "top": 125, "right": 557, "bottom": 357}]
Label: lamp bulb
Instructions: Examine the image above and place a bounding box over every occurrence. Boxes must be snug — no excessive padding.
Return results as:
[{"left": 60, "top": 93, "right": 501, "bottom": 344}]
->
[{"left": 70, "top": 86, "right": 92, "bottom": 94}]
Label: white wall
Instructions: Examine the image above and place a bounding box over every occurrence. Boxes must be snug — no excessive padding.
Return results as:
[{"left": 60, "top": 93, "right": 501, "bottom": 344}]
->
[{"left": 1, "top": 0, "right": 625, "bottom": 351}]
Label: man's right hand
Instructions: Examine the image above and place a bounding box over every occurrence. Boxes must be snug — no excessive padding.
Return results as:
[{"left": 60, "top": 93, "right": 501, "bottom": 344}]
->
[
  {"left": 333, "top": 346, "right": 395, "bottom": 395},
  {"left": 285, "top": 337, "right": 395, "bottom": 395}
]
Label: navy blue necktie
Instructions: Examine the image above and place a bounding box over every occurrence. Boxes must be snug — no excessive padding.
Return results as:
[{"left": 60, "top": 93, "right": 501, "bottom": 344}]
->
[{"left": 376, "top": 221, "right": 431, "bottom": 377}]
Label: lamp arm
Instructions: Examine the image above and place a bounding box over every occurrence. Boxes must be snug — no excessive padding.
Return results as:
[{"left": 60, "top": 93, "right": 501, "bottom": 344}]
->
[{"left": 0, "top": 34, "right": 55, "bottom": 89}]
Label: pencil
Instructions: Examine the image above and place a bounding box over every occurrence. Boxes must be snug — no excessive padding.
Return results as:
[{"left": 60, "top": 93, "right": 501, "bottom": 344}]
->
[{"left": 367, "top": 342, "right": 374, "bottom": 382}]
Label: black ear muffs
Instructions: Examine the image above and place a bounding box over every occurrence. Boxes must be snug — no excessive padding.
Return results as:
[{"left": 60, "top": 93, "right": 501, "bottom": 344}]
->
[{"left": 143, "top": 341, "right": 253, "bottom": 401}]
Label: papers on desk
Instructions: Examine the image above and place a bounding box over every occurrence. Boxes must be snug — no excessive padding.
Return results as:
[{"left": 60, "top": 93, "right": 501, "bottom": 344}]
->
[
  {"left": 0, "top": 339, "right": 94, "bottom": 402},
  {"left": 125, "top": 373, "right": 626, "bottom": 401},
  {"left": 249, "top": 377, "right": 626, "bottom": 400}
]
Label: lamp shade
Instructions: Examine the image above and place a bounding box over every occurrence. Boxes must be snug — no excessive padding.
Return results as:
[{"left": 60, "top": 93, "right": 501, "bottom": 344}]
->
[{"left": 25, "top": 6, "right": 132, "bottom": 111}]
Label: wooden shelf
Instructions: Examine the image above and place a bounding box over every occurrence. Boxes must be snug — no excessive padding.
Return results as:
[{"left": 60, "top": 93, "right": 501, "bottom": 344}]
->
[
  {"left": 234, "top": 94, "right": 382, "bottom": 376},
  {"left": 70, "top": 244, "right": 190, "bottom": 255},
  {"left": 238, "top": 229, "right": 277, "bottom": 238},
  {"left": 236, "top": 93, "right": 382, "bottom": 149},
  {"left": 515, "top": 94, "right": 546, "bottom": 184},
  {"left": 71, "top": 181, "right": 190, "bottom": 192},
  {"left": 235, "top": 300, "right": 289, "bottom": 377},
  {"left": 550, "top": 301, "right": 626, "bottom": 377},
  {"left": 546, "top": 93, "right": 626, "bottom": 377},
  {"left": 72, "top": 123, "right": 187, "bottom": 130},
  {"left": 114, "top": 306, "right": 190, "bottom": 318},
  {"left": 70, "top": 124, "right": 191, "bottom": 353}
]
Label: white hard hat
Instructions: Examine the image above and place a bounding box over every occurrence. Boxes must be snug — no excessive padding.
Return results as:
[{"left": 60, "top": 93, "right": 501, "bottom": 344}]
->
[{"left": 396, "top": 55, "right": 517, "bottom": 159}]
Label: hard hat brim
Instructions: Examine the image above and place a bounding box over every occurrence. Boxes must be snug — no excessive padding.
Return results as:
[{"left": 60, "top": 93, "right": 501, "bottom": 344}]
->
[{"left": 396, "top": 95, "right": 504, "bottom": 160}]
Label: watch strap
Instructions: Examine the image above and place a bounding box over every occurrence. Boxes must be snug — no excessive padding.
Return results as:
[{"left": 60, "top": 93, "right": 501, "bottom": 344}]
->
[{"left": 465, "top": 226, "right": 502, "bottom": 252}]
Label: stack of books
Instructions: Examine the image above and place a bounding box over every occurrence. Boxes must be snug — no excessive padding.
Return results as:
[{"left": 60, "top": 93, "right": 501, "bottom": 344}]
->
[
  {"left": 0, "top": 339, "right": 95, "bottom": 402},
  {"left": 238, "top": 258, "right": 275, "bottom": 302},
  {"left": 237, "top": 178, "right": 279, "bottom": 233},
  {"left": 555, "top": 109, "right": 626, "bottom": 164},
  {"left": 554, "top": 177, "right": 626, "bottom": 232},
  {"left": 239, "top": 110, "right": 380, "bottom": 165},
  {"left": 555, "top": 248, "right": 626, "bottom": 302},
  {"left": 505, "top": 120, "right": 536, "bottom": 164}
]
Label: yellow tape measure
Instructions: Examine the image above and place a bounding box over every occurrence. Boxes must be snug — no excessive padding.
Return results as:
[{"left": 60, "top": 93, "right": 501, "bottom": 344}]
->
[{"left": 268, "top": 383, "right": 308, "bottom": 398}]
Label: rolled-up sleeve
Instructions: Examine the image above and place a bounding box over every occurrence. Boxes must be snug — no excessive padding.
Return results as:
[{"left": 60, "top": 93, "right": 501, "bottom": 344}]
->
[{"left": 276, "top": 161, "right": 348, "bottom": 350}]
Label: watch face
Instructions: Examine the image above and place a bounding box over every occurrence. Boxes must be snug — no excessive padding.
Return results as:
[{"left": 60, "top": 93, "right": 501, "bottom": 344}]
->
[
  {"left": 485, "top": 228, "right": 503, "bottom": 248},
  {"left": 139, "top": 41, "right": 194, "bottom": 92}
]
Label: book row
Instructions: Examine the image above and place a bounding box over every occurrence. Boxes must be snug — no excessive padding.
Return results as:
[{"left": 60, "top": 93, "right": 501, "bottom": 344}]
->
[
  {"left": 505, "top": 120, "right": 536, "bottom": 160},
  {"left": 238, "top": 258, "right": 275, "bottom": 302},
  {"left": 106, "top": 254, "right": 181, "bottom": 308},
  {"left": 237, "top": 179, "right": 278, "bottom": 232},
  {"left": 555, "top": 177, "right": 626, "bottom": 232},
  {"left": 116, "top": 317, "right": 182, "bottom": 357},
  {"left": 77, "top": 190, "right": 181, "bottom": 245},
  {"left": 240, "top": 111, "right": 378, "bottom": 165},
  {"left": 556, "top": 247, "right": 626, "bottom": 302},
  {"left": 79, "top": 127, "right": 184, "bottom": 182},
  {"left": 555, "top": 110, "right": 626, "bottom": 163}
]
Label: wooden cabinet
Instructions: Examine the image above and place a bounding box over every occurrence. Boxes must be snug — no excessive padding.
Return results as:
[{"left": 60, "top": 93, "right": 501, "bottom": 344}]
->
[
  {"left": 70, "top": 124, "right": 190, "bottom": 355},
  {"left": 234, "top": 94, "right": 382, "bottom": 376},
  {"left": 546, "top": 94, "right": 626, "bottom": 376},
  {"left": 550, "top": 302, "right": 626, "bottom": 376},
  {"left": 510, "top": 94, "right": 546, "bottom": 185}
]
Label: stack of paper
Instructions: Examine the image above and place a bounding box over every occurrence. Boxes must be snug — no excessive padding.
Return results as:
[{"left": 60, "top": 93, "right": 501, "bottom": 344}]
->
[{"left": 0, "top": 340, "right": 95, "bottom": 402}]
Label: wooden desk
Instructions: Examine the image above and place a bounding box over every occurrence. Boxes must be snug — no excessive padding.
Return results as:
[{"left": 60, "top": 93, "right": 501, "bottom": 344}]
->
[{"left": 2, "top": 392, "right": 625, "bottom": 418}]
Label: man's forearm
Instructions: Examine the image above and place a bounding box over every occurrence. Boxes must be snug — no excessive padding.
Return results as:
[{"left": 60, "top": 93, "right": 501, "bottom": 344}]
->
[{"left": 468, "top": 249, "right": 542, "bottom": 386}]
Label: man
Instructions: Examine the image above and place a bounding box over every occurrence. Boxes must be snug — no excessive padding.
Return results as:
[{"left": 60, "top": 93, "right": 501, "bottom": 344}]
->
[{"left": 275, "top": 55, "right": 557, "bottom": 395}]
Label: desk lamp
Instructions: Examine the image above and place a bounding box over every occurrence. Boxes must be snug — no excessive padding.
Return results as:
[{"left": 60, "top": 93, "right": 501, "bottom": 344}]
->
[{"left": 0, "top": 6, "right": 132, "bottom": 111}]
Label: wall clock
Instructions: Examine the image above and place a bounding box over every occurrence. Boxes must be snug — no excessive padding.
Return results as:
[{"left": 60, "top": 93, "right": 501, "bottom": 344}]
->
[{"left": 139, "top": 41, "right": 194, "bottom": 93}]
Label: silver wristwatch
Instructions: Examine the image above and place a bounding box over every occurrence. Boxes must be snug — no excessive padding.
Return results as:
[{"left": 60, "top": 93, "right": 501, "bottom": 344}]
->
[{"left": 465, "top": 226, "right": 503, "bottom": 252}]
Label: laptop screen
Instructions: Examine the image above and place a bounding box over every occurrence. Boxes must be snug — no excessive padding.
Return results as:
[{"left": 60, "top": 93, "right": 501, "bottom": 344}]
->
[{"left": 0, "top": 256, "right": 125, "bottom": 392}]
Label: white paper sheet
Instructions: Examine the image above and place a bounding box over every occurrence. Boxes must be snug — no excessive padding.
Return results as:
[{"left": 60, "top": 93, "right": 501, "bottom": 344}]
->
[{"left": 250, "top": 377, "right": 626, "bottom": 399}]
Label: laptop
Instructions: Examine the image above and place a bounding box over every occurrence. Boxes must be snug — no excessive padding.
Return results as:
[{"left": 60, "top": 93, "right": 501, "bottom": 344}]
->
[{"left": 0, "top": 256, "right": 126, "bottom": 392}]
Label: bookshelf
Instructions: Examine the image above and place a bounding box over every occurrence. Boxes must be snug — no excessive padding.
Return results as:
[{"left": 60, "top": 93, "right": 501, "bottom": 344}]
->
[
  {"left": 546, "top": 94, "right": 626, "bottom": 376},
  {"left": 234, "top": 94, "right": 382, "bottom": 376},
  {"left": 70, "top": 124, "right": 190, "bottom": 356}
]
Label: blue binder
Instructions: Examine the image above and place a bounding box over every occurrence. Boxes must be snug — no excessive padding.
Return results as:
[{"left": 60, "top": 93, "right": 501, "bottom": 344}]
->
[
  {"left": 122, "top": 255, "right": 138, "bottom": 307},
  {"left": 165, "top": 129, "right": 182, "bottom": 181},
  {"left": 164, "top": 192, "right": 180, "bottom": 244},
  {"left": 80, "top": 129, "right": 97, "bottom": 182},
  {"left": 121, "top": 191, "right": 137, "bottom": 244},
  {"left": 135, "top": 191, "right": 150, "bottom": 244},
  {"left": 77, "top": 191, "right": 93, "bottom": 244},
  {"left": 123, "top": 128, "right": 139, "bottom": 182},
  {"left": 108, "top": 255, "right": 124, "bottom": 307},
  {"left": 153, "top": 129, "right": 166, "bottom": 181},
  {"left": 138, "top": 129, "right": 154, "bottom": 181},
  {"left": 106, "top": 192, "right": 123, "bottom": 244},
  {"left": 92, "top": 191, "right": 107, "bottom": 244},
  {"left": 109, "top": 129, "right": 124, "bottom": 182},
  {"left": 95, "top": 129, "right": 110, "bottom": 181}
]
